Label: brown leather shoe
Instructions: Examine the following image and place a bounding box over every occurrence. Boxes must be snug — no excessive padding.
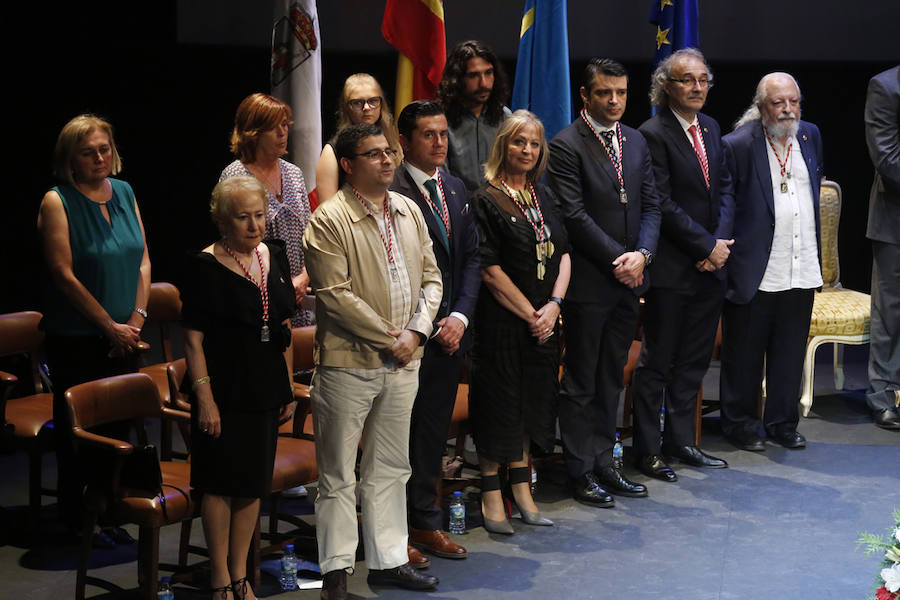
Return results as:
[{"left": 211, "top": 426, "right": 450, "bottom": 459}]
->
[
  {"left": 410, "top": 528, "right": 467, "bottom": 559},
  {"left": 407, "top": 543, "right": 431, "bottom": 569}
]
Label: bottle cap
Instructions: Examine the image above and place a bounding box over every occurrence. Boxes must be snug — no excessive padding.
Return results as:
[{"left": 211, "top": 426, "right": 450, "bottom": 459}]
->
[
  {"left": 453, "top": 490, "right": 462, "bottom": 497},
  {"left": 161, "top": 576, "right": 171, "bottom": 582},
  {"left": 285, "top": 543, "right": 295, "bottom": 551}
]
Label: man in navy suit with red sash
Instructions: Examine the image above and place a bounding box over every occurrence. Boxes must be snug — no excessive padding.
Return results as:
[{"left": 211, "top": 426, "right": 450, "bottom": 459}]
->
[
  {"left": 548, "top": 59, "right": 661, "bottom": 506},
  {"left": 390, "top": 100, "right": 480, "bottom": 562},
  {"left": 720, "top": 72, "right": 824, "bottom": 452},
  {"left": 633, "top": 48, "right": 733, "bottom": 481}
]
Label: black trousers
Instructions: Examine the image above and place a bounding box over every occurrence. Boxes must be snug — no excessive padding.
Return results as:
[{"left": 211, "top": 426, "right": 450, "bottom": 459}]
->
[
  {"left": 719, "top": 288, "right": 815, "bottom": 437},
  {"left": 631, "top": 276, "right": 725, "bottom": 456},
  {"left": 559, "top": 290, "right": 639, "bottom": 478},
  {"left": 45, "top": 335, "right": 137, "bottom": 531},
  {"left": 407, "top": 341, "right": 462, "bottom": 531}
]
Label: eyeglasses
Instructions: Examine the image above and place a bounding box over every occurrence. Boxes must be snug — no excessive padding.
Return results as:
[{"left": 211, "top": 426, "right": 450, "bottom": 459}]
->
[
  {"left": 348, "top": 97, "right": 382, "bottom": 111},
  {"left": 668, "top": 77, "right": 713, "bottom": 89},
  {"left": 355, "top": 147, "right": 398, "bottom": 161}
]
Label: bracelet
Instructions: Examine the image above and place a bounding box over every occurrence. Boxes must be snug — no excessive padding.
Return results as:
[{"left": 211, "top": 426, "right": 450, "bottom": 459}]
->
[
  {"left": 192, "top": 375, "right": 211, "bottom": 389},
  {"left": 549, "top": 296, "right": 564, "bottom": 306},
  {"left": 133, "top": 307, "right": 148, "bottom": 318}
]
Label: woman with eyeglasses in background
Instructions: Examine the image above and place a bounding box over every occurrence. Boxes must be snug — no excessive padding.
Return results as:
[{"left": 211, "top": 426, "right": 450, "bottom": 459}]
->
[{"left": 315, "top": 73, "right": 402, "bottom": 203}]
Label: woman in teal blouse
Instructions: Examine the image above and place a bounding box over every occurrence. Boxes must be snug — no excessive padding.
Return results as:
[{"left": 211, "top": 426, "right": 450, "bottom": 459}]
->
[{"left": 37, "top": 114, "right": 151, "bottom": 539}]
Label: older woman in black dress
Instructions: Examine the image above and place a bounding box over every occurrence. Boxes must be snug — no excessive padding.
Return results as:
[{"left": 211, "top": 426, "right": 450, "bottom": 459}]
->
[
  {"left": 182, "top": 177, "right": 297, "bottom": 599},
  {"left": 470, "top": 110, "right": 571, "bottom": 534}
]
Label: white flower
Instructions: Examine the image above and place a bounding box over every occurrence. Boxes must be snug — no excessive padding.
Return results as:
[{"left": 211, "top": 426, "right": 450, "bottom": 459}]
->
[
  {"left": 882, "top": 563, "right": 900, "bottom": 593},
  {"left": 887, "top": 545, "right": 900, "bottom": 564},
  {"left": 894, "top": 527, "right": 900, "bottom": 544}
]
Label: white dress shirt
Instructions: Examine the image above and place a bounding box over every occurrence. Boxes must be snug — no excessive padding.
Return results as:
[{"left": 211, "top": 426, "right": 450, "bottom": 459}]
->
[{"left": 758, "top": 136, "right": 823, "bottom": 292}]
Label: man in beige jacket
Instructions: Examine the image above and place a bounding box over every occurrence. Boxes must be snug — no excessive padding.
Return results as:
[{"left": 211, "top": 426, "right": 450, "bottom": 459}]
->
[{"left": 303, "top": 123, "right": 443, "bottom": 599}]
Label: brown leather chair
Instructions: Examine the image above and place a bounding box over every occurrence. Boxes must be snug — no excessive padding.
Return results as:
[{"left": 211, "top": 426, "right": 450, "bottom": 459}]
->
[
  {"left": 64, "top": 372, "right": 195, "bottom": 600},
  {"left": 0, "top": 311, "right": 56, "bottom": 525},
  {"left": 279, "top": 325, "right": 316, "bottom": 439},
  {"left": 138, "top": 282, "right": 184, "bottom": 460}
]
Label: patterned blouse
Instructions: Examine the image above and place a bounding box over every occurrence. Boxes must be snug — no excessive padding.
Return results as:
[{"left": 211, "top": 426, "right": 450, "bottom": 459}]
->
[{"left": 220, "top": 159, "right": 314, "bottom": 326}]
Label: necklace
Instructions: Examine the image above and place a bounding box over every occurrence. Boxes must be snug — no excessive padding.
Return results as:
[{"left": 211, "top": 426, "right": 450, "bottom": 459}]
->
[
  {"left": 247, "top": 162, "right": 283, "bottom": 202},
  {"left": 350, "top": 186, "right": 399, "bottom": 280},
  {"left": 222, "top": 241, "right": 271, "bottom": 342},
  {"left": 496, "top": 178, "right": 552, "bottom": 280},
  {"left": 764, "top": 128, "right": 793, "bottom": 194},
  {"left": 580, "top": 108, "right": 627, "bottom": 204}
]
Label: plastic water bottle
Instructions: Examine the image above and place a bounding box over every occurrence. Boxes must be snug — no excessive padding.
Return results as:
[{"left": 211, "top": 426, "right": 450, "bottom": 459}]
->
[
  {"left": 449, "top": 491, "right": 466, "bottom": 534},
  {"left": 280, "top": 543, "right": 298, "bottom": 591},
  {"left": 612, "top": 432, "right": 624, "bottom": 470},
  {"left": 157, "top": 576, "right": 174, "bottom": 600}
]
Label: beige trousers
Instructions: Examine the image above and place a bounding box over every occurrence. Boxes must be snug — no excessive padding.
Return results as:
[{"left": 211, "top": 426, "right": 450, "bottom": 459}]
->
[{"left": 311, "top": 364, "right": 419, "bottom": 573}]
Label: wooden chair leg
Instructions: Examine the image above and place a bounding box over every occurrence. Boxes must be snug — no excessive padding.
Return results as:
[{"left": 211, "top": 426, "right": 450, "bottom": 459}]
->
[
  {"left": 178, "top": 519, "right": 193, "bottom": 566},
  {"left": 138, "top": 525, "right": 160, "bottom": 600},
  {"left": 28, "top": 447, "right": 42, "bottom": 526},
  {"left": 269, "top": 494, "right": 281, "bottom": 536},
  {"left": 76, "top": 512, "right": 98, "bottom": 600},
  {"left": 833, "top": 342, "right": 845, "bottom": 391}
]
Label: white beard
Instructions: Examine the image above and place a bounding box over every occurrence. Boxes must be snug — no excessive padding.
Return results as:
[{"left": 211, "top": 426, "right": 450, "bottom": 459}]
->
[{"left": 765, "top": 111, "right": 800, "bottom": 140}]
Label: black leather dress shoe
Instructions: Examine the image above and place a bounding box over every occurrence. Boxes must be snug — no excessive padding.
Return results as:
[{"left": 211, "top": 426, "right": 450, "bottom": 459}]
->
[
  {"left": 321, "top": 569, "right": 348, "bottom": 600},
  {"left": 572, "top": 473, "right": 614, "bottom": 507},
  {"left": 664, "top": 445, "right": 728, "bottom": 468},
  {"left": 367, "top": 563, "right": 438, "bottom": 590},
  {"left": 637, "top": 455, "right": 677, "bottom": 482},
  {"left": 874, "top": 407, "right": 900, "bottom": 430},
  {"left": 595, "top": 466, "right": 648, "bottom": 497},
  {"left": 768, "top": 429, "right": 806, "bottom": 449},
  {"left": 727, "top": 431, "right": 765, "bottom": 452}
]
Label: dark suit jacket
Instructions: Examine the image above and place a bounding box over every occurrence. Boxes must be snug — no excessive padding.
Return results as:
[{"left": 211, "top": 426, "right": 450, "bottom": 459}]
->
[
  {"left": 639, "top": 107, "right": 735, "bottom": 290},
  {"left": 390, "top": 163, "right": 481, "bottom": 352},
  {"left": 547, "top": 118, "right": 661, "bottom": 300},
  {"left": 722, "top": 119, "right": 824, "bottom": 305},
  {"left": 864, "top": 65, "right": 900, "bottom": 244}
]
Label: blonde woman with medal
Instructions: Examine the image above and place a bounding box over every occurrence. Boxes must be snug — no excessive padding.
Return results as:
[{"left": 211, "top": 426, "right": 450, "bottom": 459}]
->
[
  {"left": 181, "top": 177, "right": 297, "bottom": 600},
  {"left": 469, "top": 110, "right": 570, "bottom": 534}
]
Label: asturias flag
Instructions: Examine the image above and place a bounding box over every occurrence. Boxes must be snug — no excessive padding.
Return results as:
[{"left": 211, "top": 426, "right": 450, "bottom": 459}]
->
[
  {"left": 382, "top": 0, "right": 446, "bottom": 116},
  {"left": 649, "top": 0, "right": 699, "bottom": 65},
  {"left": 511, "top": 0, "right": 571, "bottom": 142}
]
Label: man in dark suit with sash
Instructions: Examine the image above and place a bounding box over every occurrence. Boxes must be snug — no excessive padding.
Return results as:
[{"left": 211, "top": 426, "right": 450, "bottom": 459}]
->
[
  {"left": 720, "top": 72, "right": 824, "bottom": 451},
  {"left": 548, "top": 58, "right": 661, "bottom": 506},
  {"left": 390, "top": 100, "right": 480, "bottom": 560},
  {"left": 632, "top": 48, "right": 733, "bottom": 481}
]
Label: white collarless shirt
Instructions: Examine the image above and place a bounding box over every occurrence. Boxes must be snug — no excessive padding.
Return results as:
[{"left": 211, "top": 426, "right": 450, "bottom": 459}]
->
[{"left": 758, "top": 136, "right": 823, "bottom": 292}]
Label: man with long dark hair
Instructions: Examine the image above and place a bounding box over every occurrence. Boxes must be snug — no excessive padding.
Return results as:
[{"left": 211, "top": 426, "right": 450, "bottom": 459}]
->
[{"left": 437, "top": 40, "right": 510, "bottom": 191}]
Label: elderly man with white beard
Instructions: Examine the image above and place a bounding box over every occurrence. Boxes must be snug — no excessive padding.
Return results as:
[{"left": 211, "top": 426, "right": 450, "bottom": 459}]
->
[{"left": 719, "top": 72, "right": 824, "bottom": 452}]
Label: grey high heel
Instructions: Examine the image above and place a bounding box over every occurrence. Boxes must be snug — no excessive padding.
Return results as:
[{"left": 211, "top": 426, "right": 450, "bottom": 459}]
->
[
  {"left": 508, "top": 467, "right": 553, "bottom": 526},
  {"left": 480, "top": 474, "right": 514, "bottom": 535}
]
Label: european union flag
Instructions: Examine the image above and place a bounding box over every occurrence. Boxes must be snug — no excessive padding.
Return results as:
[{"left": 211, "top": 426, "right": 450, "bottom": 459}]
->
[
  {"left": 649, "top": 0, "right": 699, "bottom": 65},
  {"left": 512, "top": 0, "right": 571, "bottom": 142}
]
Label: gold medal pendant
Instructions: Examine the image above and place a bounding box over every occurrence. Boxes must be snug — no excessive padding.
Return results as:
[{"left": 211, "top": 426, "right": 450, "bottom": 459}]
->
[{"left": 780, "top": 179, "right": 788, "bottom": 194}]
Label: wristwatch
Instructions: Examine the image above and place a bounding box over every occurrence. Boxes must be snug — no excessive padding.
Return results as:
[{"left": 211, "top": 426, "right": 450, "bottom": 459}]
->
[
  {"left": 549, "top": 296, "right": 564, "bottom": 306},
  {"left": 133, "top": 307, "right": 148, "bottom": 318},
  {"left": 637, "top": 248, "right": 653, "bottom": 266}
]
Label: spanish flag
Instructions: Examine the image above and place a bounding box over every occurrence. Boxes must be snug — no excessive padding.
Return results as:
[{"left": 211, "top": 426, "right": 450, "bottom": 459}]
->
[{"left": 382, "top": 0, "right": 446, "bottom": 116}]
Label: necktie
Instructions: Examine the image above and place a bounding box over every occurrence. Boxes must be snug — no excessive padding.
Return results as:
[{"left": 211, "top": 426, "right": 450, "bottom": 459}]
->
[
  {"left": 600, "top": 130, "right": 618, "bottom": 165},
  {"left": 688, "top": 124, "right": 710, "bottom": 189},
  {"left": 423, "top": 179, "right": 450, "bottom": 252}
]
